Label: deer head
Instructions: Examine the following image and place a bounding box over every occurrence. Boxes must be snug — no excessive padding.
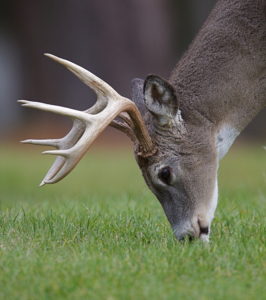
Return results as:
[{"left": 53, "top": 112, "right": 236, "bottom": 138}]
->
[
  {"left": 19, "top": 54, "right": 218, "bottom": 242},
  {"left": 131, "top": 76, "right": 218, "bottom": 241}
]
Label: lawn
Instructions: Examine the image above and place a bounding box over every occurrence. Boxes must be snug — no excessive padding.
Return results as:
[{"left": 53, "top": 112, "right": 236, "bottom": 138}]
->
[{"left": 0, "top": 144, "right": 265, "bottom": 300}]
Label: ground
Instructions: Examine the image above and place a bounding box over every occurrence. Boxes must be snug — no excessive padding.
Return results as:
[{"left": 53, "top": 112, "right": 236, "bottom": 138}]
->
[{"left": 0, "top": 144, "right": 265, "bottom": 300}]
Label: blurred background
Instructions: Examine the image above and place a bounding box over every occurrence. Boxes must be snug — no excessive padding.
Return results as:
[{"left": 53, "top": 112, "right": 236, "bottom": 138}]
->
[{"left": 0, "top": 0, "right": 265, "bottom": 145}]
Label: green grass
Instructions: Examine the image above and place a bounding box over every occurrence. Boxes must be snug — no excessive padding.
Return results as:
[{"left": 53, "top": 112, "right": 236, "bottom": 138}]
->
[{"left": 0, "top": 144, "right": 265, "bottom": 300}]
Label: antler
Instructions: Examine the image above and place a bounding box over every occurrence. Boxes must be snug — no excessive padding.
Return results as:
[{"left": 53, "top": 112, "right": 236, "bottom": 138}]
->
[{"left": 19, "top": 54, "right": 155, "bottom": 186}]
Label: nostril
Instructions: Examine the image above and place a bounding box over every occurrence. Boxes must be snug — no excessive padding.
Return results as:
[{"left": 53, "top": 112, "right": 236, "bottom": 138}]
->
[
  {"left": 178, "top": 234, "right": 195, "bottom": 242},
  {"left": 188, "top": 235, "right": 195, "bottom": 242},
  {"left": 200, "top": 226, "right": 209, "bottom": 235}
]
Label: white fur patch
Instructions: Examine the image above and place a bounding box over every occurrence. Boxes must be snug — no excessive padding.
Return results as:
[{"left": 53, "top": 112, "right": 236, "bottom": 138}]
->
[
  {"left": 200, "top": 234, "right": 210, "bottom": 243},
  {"left": 207, "top": 178, "right": 218, "bottom": 223},
  {"left": 216, "top": 124, "right": 240, "bottom": 159}
]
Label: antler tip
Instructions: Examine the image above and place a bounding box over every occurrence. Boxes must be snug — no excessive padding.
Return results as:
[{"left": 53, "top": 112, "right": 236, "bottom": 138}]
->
[
  {"left": 18, "top": 100, "right": 27, "bottom": 104},
  {"left": 44, "top": 53, "right": 62, "bottom": 63},
  {"left": 44, "top": 53, "right": 53, "bottom": 58},
  {"left": 20, "top": 139, "right": 30, "bottom": 144},
  {"left": 39, "top": 180, "right": 46, "bottom": 187}
]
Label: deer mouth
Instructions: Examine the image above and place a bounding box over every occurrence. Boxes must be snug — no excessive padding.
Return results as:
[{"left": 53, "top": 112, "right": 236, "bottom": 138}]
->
[{"left": 173, "top": 219, "right": 210, "bottom": 242}]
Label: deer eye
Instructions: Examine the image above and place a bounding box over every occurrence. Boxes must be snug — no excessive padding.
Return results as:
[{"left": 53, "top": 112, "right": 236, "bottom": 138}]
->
[{"left": 158, "top": 166, "right": 172, "bottom": 185}]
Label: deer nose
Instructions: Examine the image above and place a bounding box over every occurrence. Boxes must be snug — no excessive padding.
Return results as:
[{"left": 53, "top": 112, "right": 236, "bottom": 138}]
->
[{"left": 174, "top": 222, "right": 210, "bottom": 242}]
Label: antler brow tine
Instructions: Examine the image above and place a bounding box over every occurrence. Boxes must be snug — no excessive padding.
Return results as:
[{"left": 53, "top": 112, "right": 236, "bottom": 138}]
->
[{"left": 19, "top": 54, "right": 155, "bottom": 185}]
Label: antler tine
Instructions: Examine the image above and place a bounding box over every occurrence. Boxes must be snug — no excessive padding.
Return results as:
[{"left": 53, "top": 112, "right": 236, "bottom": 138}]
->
[
  {"left": 39, "top": 156, "right": 65, "bottom": 186},
  {"left": 18, "top": 100, "right": 90, "bottom": 122},
  {"left": 21, "top": 138, "right": 59, "bottom": 147},
  {"left": 44, "top": 53, "right": 117, "bottom": 98},
  {"left": 42, "top": 156, "right": 79, "bottom": 185}
]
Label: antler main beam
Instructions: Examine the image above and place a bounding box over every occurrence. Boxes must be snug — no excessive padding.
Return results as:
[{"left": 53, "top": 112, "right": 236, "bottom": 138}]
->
[{"left": 19, "top": 54, "right": 155, "bottom": 186}]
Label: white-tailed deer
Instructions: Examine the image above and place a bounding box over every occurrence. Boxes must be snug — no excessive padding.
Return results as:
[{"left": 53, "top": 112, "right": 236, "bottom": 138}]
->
[{"left": 19, "top": 0, "right": 266, "bottom": 241}]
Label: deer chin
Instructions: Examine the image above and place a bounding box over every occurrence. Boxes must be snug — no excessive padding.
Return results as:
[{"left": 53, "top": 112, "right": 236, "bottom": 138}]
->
[{"left": 196, "top": 178, "right": 218, "bottom": 242}]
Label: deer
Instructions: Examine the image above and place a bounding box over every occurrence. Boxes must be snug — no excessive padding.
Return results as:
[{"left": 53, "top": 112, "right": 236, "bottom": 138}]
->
[{"left": 19, "top": 0, "right": 266, "bottom": 241}]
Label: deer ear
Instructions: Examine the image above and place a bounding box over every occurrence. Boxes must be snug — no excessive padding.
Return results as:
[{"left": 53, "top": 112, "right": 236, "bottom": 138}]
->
[
  {"left": 131, "top": 78, "right": 148, "bottom": 117},
  {"left": 143, "top": 75, "right": 179, "bottom": 126}
]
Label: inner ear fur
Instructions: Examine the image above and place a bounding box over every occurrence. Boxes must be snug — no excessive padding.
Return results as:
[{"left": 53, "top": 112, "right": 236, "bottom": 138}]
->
[{"left": 143, "top": 75, "right": 179, "bottom": 125}]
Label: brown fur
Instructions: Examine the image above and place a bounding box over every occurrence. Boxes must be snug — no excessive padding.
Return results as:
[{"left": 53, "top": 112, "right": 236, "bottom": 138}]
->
[{"left": 131, "top": 0, "right": 266, "bottom": 240}]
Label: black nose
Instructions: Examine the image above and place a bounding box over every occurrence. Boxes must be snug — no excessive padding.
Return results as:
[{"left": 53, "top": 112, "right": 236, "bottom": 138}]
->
[{"left": 199, "top": 226, "right": 209, "bottom": 235}]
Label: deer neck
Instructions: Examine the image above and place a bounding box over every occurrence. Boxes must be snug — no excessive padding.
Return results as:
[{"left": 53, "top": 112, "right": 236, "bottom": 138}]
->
[{"left": 170, "top": 0, "right": 266, "bottom": 159}]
